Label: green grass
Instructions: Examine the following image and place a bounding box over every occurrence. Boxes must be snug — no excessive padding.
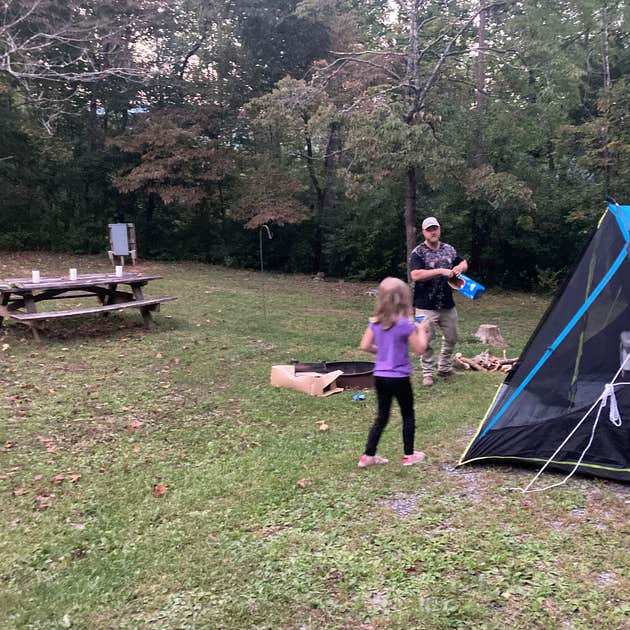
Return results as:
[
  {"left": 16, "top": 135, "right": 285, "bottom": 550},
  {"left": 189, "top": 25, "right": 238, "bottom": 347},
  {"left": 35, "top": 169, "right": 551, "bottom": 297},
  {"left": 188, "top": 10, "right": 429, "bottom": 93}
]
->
[{"left": 1, "top": 252, "right": 628, "bottom": 629}]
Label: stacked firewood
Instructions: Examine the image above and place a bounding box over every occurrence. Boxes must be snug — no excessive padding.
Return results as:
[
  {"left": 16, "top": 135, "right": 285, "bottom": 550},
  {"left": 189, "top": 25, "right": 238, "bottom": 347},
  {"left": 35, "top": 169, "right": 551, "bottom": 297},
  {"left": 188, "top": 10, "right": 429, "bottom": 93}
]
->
[{"left": 454, "top": 351, "right": 518, "bottom": 373}]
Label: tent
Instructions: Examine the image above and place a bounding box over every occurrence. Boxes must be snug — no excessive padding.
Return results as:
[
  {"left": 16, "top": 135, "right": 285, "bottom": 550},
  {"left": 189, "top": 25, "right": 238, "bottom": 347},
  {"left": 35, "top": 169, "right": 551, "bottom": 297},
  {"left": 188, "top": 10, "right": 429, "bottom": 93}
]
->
[{"left": 459, "top": 201, "right": 630, "bottom": 483}]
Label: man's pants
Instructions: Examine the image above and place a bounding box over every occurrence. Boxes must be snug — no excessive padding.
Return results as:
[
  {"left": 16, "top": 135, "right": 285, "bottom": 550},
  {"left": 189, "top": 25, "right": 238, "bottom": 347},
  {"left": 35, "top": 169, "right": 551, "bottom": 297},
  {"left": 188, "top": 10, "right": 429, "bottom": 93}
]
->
[{"left": 415, "top": 307, "right": 458, "bottom": 376}]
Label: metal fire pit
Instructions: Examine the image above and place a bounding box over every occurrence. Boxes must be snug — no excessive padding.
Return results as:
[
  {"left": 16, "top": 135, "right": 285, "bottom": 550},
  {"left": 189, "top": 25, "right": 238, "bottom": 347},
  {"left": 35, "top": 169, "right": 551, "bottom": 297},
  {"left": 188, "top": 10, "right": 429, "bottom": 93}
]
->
[{"left": 292, "top": 360, "right": 375, "bottom": 389}]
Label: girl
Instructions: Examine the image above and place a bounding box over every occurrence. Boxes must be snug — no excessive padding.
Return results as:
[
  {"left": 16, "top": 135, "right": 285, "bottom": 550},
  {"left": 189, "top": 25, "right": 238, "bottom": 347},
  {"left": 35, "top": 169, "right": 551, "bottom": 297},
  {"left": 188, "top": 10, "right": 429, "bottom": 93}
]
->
[{"left": 358, "top": 277, "right": 428, "bottom": 468}]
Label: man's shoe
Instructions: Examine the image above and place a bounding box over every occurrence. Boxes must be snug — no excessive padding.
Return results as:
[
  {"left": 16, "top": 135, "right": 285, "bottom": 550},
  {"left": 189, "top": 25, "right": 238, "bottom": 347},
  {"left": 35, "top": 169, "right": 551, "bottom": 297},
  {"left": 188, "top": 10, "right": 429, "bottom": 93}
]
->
[
  {"left": 437, "top": 369, "right": 464, "bottom": 378},
  {"left": 422, "top": 375, "right": 434, "bottom": 386}
]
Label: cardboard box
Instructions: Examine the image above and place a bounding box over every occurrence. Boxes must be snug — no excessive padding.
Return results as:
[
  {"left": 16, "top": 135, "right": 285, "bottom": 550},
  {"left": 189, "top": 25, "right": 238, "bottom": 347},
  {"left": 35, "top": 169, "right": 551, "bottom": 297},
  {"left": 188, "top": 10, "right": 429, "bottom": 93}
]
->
[{"left": 270, "top": 364, "right": 344, "bottom": 397}]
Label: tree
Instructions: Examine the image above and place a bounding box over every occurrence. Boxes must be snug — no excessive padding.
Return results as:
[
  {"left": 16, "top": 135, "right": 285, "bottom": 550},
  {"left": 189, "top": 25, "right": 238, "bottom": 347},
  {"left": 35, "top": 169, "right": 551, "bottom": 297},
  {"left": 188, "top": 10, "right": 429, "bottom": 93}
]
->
[{"left": 309, "top": 0, "right": 519, "bottom": 268}]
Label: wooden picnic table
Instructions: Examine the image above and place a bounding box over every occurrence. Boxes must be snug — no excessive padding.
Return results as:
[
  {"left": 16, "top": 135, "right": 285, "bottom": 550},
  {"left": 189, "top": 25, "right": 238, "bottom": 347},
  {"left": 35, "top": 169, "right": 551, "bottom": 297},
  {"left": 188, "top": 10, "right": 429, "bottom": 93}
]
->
[{"left": 0, "top": 272, "right": 176, "bottom": 340}]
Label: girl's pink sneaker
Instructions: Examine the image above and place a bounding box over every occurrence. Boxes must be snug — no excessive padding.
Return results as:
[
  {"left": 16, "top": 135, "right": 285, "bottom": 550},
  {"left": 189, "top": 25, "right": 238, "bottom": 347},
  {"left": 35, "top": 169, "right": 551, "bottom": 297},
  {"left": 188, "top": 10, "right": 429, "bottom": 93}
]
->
[
  {"left": 402, "top": 451, "right": 426, "bottom": 466},
  {"left": 358, "top": 454, "right": 389, "bottom": 468}
]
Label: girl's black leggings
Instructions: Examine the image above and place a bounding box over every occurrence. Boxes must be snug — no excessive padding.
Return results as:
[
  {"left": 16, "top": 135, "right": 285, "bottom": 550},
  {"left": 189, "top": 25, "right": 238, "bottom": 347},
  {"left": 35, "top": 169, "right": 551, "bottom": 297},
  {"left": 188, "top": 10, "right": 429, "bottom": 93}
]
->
[{"left": 364, "top": 376, "right": 415, "bottom": 456}]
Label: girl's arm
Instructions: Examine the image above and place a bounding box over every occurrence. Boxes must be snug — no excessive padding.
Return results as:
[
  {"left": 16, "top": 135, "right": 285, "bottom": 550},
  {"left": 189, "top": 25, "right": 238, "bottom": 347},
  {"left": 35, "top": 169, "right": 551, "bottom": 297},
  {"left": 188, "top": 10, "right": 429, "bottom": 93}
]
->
[
  {"left": 360, "top": 326, "right": 377, "bottom": 354},
  {"left": 408, "top": 320, "right": 428, "bottom": 356}
]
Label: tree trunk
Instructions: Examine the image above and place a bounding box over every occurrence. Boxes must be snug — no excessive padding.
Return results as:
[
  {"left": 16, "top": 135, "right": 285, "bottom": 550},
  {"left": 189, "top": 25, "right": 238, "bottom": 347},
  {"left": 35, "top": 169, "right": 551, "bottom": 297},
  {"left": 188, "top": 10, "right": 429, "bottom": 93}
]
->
[
  {"left": 322, "top": 120, "right": 339, "bottom": 215},
  {"left": 88, "top": 97, "right": 98, "bottom": 152},
  {"left": 405, "top": 166, "right": 417, "bottom": 278},
  {"left": 470, "top": 1, "right": 487, "bottom": 269},
  {"left": 602, "top": 1, "right": 611, "bottom": 190},
  {"left": 472, "top": 0, "right": 486, "bottom": 169}
]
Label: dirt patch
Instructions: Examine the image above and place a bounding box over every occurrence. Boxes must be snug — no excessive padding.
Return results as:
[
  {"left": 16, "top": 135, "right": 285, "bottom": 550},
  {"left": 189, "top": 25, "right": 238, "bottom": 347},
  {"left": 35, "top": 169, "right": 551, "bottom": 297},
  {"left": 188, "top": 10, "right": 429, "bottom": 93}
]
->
[
  {"left": 256, "top": 524, "right": 292, "bottom": 539},
  {"left": 381, "top": 492, "right": 428, "bottom": 518}
]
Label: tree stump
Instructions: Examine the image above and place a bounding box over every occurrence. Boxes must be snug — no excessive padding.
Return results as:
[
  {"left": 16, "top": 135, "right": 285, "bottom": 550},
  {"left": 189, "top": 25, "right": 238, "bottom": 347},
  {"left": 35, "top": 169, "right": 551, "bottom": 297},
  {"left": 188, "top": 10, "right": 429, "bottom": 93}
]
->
[{"left": 475, "top": 324, "right": 507, "bottom": 348}]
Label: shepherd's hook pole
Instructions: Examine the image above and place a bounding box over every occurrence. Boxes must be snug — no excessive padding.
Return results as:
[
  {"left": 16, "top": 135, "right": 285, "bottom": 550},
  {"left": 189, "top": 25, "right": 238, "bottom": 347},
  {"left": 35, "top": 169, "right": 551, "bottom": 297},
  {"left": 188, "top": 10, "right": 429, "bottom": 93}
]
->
[{"left": 259, "top": 224, "right": 272, "bottom": 319}]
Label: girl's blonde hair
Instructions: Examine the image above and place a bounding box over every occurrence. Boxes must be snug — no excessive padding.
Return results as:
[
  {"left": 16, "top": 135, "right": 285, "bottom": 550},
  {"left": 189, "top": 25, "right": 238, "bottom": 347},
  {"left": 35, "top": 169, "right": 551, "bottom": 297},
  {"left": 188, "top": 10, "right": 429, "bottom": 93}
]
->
[{"left": 371, "top": 277, "right": 412, "bottom": 330}]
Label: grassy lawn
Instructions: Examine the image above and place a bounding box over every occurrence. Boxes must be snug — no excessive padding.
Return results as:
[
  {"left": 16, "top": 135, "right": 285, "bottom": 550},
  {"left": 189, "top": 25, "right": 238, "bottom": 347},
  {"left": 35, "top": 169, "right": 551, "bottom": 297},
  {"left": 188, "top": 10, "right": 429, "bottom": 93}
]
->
[{"left": 1, "top": 252, "right": 628, "bottom": 629}]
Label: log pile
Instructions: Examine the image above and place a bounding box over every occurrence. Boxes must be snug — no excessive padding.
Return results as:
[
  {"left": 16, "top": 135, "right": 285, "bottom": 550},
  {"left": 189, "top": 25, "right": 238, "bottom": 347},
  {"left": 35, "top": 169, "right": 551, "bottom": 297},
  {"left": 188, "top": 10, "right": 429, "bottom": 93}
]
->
[{"left": 455, "top": 351, "right": 518, "bottom": 373}]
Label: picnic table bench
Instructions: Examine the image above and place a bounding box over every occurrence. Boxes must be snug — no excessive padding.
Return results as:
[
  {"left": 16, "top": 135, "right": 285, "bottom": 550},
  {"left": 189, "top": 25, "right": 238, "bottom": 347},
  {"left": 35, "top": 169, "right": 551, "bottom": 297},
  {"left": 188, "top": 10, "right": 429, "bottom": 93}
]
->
[{"left": 0, "top": 272, "right": 176, "bottom": 340}]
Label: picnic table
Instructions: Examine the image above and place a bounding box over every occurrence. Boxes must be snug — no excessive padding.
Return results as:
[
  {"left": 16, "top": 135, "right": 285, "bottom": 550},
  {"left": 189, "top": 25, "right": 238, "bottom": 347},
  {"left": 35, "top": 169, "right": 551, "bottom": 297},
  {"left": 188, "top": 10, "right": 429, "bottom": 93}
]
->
[{"left": 0, "top": 272, "right": 176, "bottom": 340}]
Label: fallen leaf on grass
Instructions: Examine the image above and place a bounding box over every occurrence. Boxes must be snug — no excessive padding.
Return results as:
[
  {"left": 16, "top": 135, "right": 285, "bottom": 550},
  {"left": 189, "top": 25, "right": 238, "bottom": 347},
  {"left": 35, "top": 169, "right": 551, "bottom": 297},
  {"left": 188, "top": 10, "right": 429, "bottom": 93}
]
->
[
  {"left": 155, "top": 352, "right": 163, "bottom": 359},
  {"left": 68, "top": 473, "right": 81, "bottom": 483},
  {"left": 127, "top": 420, "right": 144, "bottom": 431},
  {"left": 317, "top": 421, "right": 329, "bottom": 432},
  {"left": 1, "top": 343, "right": 9, "bottom": 352},
  {"left": 296, "top": 478, "right": 308, "bottom": 489},
  {"left": 152, "top": 484, "right": 168, "bottom": 497},
  {"left": 52, "top": 474, "right": 65, "bottom": 484},
  {"left": 36, "top": 435, "right": 54, "bottom": 443},
  {"left": 34, "top": 474, "right": 43, "bottom": 481},
  {"left": 4, "top": 441, "right": 16, "bottom": 448},
  {"left": 36, "top": 496, "right": 53, "bottom": 510},
  {"left": 13, "top": 487, "right": 28, "bottom": 496}
]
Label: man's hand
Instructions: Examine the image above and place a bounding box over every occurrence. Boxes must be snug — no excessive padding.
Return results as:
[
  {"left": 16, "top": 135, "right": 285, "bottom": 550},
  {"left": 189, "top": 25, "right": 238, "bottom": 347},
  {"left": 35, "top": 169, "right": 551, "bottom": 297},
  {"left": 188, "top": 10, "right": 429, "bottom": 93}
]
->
[{"left": 452, "top": 261, "right": 468, "bottom": 276}]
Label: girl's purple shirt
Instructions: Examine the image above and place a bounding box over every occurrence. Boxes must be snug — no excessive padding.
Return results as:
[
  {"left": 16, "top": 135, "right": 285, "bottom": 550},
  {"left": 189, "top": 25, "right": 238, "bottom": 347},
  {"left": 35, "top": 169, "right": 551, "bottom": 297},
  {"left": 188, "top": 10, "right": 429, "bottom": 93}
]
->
[{"left": 369, "top": 317, "right": 415, "bottom": 377}]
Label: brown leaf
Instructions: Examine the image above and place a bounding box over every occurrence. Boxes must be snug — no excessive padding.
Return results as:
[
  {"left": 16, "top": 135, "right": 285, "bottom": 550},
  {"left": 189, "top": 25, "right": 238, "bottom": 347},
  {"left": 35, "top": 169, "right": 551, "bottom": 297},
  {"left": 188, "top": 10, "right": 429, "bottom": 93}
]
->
[
  {"left": 52, "top": 473, "right": 65, "bottom": 484},
  {"left": 127, "top": 420, "right": 144, "bottom": 431},
  {"left": 155, "top": 352, "right": 163, "bottom": 359},
  {"left": 4, "top": 441, "right": 16, "bottom": 448},
  {"left": 36, "top": 497, "right": 53, "bottom": 510},
  {"left": 36, "top": 435, "right": 54, "bottom": 443},
  {"left": 13, "top": 487, "right": 28, "bottom": 496},
  {"left": 296, "top": 478, "right": 308, "bottom": 489},
  {"left": 152, "top": 484, "right": 168, "bottom": 497},
  {"left": 68, "top": 473, "right": 81, "bottom": 483},
  {"left": 318, "top": 421, "right": 329, "bottom": 432}
]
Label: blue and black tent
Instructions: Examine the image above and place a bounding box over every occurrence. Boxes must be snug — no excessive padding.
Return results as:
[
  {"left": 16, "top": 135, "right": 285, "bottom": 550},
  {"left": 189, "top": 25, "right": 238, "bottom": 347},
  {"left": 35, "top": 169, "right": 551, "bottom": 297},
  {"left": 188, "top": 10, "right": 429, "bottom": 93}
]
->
[{"left": 459, "top": 201, "right": 630, "bottom": 482}]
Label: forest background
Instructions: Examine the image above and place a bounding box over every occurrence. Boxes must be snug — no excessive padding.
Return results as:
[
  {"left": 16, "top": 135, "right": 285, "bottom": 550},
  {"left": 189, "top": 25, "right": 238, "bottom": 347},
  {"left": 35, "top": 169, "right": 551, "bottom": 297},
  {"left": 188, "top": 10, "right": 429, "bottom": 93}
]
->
[{"left": 1, "top": 0, "right": 628, "bottom": 290}]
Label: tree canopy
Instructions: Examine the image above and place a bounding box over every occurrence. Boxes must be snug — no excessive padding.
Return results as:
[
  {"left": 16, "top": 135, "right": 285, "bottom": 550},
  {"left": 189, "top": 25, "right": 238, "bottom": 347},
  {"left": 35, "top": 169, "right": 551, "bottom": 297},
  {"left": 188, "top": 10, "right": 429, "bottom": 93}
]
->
[{"left": 1, "top": 0, "right": 629, "bottom": 289}]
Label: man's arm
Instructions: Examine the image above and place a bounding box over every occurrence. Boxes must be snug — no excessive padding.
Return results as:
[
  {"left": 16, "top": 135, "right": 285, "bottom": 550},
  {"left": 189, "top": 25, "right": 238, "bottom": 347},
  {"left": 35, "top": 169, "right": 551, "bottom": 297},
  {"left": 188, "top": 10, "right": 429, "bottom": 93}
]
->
[
  {"left": 409, "top": 249, "right": 453, "bottom": 282},
  {"left": 410, "top": 267, "right": 455, "bottom": 282}
]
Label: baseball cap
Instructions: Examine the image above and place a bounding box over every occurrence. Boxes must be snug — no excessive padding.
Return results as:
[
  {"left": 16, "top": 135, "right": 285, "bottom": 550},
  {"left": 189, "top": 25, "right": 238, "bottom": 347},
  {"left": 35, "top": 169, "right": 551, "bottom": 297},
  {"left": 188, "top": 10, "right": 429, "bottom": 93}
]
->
[{"left": 422, "top": 216, "right": 440, "bottom": 230}]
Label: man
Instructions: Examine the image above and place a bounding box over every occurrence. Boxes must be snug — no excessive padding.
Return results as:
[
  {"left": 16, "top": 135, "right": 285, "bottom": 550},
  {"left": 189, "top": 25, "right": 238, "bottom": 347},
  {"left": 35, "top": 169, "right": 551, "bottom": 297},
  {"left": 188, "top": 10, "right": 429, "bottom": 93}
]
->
[{"left": 409, "top": 216, "right": 468, "bottom": 386}]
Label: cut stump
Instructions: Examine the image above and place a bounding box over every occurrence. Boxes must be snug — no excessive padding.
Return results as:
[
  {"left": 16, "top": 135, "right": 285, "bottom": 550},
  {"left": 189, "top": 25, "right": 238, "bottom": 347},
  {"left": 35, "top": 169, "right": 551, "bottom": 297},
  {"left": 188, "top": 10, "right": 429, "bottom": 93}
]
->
[{"left": 475, "top": 324, "right": 507, "bottom": 348}]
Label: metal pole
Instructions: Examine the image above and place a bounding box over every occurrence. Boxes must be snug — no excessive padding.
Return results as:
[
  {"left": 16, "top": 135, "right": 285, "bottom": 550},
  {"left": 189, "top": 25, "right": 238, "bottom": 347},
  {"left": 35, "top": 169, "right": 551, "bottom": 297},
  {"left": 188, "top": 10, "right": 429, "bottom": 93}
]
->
[{"left": 259, "top": 225, "right": 272, "bottom": 318}]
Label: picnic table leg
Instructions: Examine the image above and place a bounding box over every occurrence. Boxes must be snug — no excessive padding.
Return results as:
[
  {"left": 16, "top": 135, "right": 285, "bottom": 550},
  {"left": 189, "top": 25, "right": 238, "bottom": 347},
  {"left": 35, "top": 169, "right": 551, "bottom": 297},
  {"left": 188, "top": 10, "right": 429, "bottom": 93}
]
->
[
  {"left": 131, "top": 283, "right": 154, "bottom": 328},
  {"left": 140, "top": 307, "right": 154, "bottom": 329},
  {"left": 102, "top": 283, "right": 119, "bottom": 317},
  {"left": 23, "top": 293, "right": 41, "bottom": 341},
  {"left": 0, "top": 292, "right": 9, "bottom": 326}
]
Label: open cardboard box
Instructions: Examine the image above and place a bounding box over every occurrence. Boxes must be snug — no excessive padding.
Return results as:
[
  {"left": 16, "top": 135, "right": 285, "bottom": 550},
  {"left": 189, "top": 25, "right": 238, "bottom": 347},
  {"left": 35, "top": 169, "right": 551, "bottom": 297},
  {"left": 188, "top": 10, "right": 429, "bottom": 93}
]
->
[{"left": 270, "top": 364, "right": 344, "bottom": 397}]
